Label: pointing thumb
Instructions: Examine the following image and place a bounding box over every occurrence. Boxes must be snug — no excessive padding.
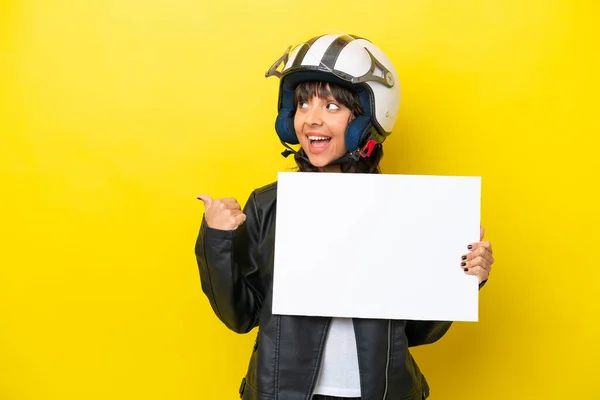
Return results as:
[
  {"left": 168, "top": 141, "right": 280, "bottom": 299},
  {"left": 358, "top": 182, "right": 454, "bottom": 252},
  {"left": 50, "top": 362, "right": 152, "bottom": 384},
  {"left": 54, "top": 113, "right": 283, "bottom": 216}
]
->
[{"left": 197, "top": 194, "right": 213, "bottom": 209}]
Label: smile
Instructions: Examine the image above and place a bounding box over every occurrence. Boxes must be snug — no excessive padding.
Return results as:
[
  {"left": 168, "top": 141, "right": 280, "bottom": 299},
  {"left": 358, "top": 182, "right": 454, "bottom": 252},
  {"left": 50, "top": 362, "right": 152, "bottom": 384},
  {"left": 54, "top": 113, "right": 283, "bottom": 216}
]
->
[
  {"left": 306, "top": 134, "right": 332, "bottom": 153},
  {"left": 307, "top": 135, "right": 331, "bottom": 144}
]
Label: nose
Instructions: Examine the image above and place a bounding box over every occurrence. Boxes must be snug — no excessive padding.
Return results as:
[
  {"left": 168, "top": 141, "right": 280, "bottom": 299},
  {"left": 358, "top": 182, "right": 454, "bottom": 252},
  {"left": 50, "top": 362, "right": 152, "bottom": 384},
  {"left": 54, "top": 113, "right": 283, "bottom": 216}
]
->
[{"left": 305, "top": 104, "right": 323, "bottom": 126}]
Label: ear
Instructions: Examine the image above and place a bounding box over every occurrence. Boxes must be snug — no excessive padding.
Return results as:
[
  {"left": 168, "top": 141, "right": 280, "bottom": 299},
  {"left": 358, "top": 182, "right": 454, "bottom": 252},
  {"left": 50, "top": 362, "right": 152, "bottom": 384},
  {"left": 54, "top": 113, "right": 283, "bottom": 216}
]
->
[
  {"left": 275, "top": 108, "right": 299, "bottom": 144},
  {"left": 345, "top": 117, "right": 372, "bottom": 152}
]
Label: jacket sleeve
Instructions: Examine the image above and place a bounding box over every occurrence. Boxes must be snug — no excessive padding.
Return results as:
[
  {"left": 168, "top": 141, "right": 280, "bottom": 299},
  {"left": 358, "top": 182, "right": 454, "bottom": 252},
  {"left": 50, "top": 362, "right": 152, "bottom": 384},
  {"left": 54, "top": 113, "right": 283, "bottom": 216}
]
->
[
  {"left": 405, "top": 279, "right": 487, "bottom": 347},
  {"left": 194, "top": 191, "right": 264, "bottom": 334}
]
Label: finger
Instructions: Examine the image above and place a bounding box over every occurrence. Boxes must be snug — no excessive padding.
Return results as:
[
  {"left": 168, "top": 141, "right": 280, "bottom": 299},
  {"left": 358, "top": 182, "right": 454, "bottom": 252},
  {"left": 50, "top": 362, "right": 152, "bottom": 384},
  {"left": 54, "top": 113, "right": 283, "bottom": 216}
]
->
[
  {"left": 233, "top": 212, "right": 247, "bottom": 227},
  {"left": 213, "top": 200, "right": 238, "bottom": 211},
  {"left": 224, "top": 202, "right": 242, "bottom": 210},
  {"left": 461, "top": 256, "right": 492, "bottom": 274},
  {"left": 219, "top": 198, "right": 240, "bottom": 204},
  {"left": 463, "top": 265, "right": 489, "bottom": 283},
  {"left": 467, "top": 240, "right": 493, "bottom": 255},
  {"left": 461, "top": 246, "right": 494, "bottom": 264},
  {"left": 197, "top": 194, "right": 213, "bottom": 208},
  {"left": 482, "top": 250, "right": 495, "bottom": 265},
  {"left": 219, "top": 210, "right": 245, "bottom": 230},
  {"left": 226, "top": 209, "right": 244, "bottom": 217}
]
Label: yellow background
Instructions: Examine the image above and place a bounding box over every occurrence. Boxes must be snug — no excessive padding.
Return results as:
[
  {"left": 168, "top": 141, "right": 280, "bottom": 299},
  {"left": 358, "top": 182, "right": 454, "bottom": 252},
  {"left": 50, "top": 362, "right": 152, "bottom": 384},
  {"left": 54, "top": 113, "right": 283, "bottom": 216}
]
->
[{"left": 1, "top": 0, "right": 598, "bottom": 399}]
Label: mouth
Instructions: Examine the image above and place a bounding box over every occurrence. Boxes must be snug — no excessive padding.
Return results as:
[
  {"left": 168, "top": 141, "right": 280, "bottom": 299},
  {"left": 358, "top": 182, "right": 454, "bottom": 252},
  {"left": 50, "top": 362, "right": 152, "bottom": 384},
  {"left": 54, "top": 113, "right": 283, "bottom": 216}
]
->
[{"left": 307, "top": 135, "right": 332, "bottom": 149}]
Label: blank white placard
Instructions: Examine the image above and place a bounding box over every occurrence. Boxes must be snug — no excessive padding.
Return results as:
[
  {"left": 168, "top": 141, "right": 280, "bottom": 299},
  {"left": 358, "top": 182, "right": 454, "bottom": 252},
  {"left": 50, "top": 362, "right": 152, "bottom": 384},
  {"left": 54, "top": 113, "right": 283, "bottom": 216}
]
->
[{"left": 272, "top": 172, "right": 481, "bottom": 322}]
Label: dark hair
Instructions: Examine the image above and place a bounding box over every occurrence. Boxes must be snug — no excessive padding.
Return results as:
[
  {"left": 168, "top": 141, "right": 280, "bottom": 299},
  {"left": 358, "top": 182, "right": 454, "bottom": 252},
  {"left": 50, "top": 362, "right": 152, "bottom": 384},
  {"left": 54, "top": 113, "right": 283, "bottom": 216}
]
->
[{"left": 292, "top": 81, "right": 383, "bottom": 174}]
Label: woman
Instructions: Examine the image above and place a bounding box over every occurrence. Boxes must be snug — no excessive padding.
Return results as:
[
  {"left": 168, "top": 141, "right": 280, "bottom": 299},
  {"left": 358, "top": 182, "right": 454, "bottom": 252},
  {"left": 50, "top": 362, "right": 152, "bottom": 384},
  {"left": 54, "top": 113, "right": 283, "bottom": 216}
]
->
[{"left": 195, "top": 33, "right": 494, "bottom": 400}]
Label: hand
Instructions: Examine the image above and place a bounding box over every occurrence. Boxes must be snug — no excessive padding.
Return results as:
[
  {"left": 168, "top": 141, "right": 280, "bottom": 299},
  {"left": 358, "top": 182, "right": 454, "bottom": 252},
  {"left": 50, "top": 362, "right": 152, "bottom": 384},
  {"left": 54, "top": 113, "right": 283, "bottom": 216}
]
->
[
  {"left": 461, "top": 226, "right": 494, "bottom": 284},
  {"left": 197, "top": 194, "right": 246, "bottom": 230}
]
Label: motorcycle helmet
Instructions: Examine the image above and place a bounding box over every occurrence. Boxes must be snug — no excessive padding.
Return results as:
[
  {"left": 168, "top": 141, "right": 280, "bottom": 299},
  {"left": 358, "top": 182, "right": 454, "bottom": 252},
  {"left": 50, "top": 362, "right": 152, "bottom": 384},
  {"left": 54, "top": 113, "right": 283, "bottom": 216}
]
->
[{"left": 265, "top": 32, "right": 401, "bottom": 164}]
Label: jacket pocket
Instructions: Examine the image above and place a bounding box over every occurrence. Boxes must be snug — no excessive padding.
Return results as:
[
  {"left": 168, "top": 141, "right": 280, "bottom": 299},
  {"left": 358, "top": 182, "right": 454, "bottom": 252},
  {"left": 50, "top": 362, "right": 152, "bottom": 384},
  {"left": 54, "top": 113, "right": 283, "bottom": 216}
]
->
[
  {"left": 239, "top": 378, "right": 257, "bottom": 399},
  {"left": 239, "top": 377, "right": 275, "bottom": 400},
  {"left": 240, "top": 332, "right": 262, "bottom": 399},
  {"left": 239, "top": 378, "right": 247, "bottom": 398}
]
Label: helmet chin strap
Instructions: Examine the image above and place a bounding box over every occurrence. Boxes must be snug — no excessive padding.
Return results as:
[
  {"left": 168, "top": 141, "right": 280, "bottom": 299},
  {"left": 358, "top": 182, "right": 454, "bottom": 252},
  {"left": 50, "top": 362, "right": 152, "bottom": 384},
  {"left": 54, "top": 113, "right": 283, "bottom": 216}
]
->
[{"left": 279, "top": 136, "right": 379, "bottom": 168}]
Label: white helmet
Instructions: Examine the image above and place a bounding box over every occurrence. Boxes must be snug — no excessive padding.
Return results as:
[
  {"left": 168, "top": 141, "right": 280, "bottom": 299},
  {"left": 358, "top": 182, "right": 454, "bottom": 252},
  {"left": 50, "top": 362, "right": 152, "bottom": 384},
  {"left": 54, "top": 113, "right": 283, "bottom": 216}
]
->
[{"left": 266, "top": 33, "right": 401, "bottom": 162}]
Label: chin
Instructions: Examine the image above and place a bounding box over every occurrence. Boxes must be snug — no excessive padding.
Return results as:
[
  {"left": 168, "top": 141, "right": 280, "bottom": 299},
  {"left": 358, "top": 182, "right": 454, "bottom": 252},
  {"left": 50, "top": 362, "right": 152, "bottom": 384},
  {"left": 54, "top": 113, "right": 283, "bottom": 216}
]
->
[
  {"left": 307, "top": 157, "right": 330, "bottom": 167},
  {"left": 305, "top": 153, "right": 345, "bottom": 170},
  {"left": 300, "top": 144, "right": 345, "bottom": 169}
]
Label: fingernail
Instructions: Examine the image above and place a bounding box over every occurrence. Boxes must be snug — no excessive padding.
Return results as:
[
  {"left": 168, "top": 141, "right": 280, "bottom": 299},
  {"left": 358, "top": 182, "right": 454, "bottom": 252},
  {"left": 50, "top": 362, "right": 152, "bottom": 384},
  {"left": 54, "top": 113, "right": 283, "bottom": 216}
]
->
[
  {"left": 461, "top": 255, "right": 467, "bottom": 260},
  {"left": 464, "top": 268, "right": 468, "bottom": 272},
  {"left": 467, "top": 245, "right": 473, "bottom": 250},
  {"left": 461, "top": 262, "right": 466, "bottom": 267}
]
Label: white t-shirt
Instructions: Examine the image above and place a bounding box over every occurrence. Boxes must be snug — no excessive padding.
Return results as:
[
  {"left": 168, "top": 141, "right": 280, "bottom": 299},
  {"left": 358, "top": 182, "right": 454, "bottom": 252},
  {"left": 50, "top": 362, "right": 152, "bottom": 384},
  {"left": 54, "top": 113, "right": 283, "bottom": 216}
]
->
[{"left": 312, "top": 317, "right": 362, "bottom": 397}]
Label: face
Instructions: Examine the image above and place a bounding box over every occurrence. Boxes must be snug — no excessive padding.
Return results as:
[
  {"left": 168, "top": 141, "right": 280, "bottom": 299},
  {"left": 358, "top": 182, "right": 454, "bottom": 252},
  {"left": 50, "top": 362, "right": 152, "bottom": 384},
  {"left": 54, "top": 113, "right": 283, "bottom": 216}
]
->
[{"left": 293, "top": 87, "right": 353, "bottom": 170}]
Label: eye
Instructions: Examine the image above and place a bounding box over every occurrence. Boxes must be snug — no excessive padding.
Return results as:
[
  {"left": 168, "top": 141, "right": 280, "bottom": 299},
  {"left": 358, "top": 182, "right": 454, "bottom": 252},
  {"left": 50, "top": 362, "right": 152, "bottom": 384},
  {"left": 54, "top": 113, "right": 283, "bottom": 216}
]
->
[
  {"left": 298, "top": 101, "right": 308, "bottom": 109},
  {"left": 326, "top": 102, "right": 340, "bottom": 110}
]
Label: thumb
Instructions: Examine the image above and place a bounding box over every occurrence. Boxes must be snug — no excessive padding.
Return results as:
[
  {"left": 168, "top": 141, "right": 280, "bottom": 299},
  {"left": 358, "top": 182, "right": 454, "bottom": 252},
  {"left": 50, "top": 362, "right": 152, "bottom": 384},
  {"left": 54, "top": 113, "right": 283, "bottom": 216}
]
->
[
  {"left": 197, "top": 194, "right": 213, "bottom": 209},
  {"left": 480, "top": 226, "right": 485, "bottom": 241}
]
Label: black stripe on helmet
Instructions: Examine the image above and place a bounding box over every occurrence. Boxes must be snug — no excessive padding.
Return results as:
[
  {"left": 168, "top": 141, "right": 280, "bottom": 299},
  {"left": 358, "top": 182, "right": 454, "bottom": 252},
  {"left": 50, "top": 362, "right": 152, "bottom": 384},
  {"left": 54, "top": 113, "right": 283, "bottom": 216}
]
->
[
  {"left": 321, "top": 34, "right": 354, "bottom": 71},
  {"left": 291, "top": 36, "right": 320, "bottom": 69}
]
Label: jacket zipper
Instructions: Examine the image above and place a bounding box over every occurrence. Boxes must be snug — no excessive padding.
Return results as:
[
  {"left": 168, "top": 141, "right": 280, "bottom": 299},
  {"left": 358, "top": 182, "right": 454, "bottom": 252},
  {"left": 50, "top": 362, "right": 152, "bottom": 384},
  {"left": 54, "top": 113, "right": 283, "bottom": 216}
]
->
[{"left": 382, "top": 319, "right": 391, "bottom": 400}]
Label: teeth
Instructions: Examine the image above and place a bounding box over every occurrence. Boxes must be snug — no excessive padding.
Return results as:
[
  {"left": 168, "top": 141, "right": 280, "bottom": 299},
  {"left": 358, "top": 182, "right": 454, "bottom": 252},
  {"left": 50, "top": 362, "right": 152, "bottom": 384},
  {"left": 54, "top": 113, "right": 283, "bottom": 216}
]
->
[{"left": 308, "top": 136, "right": 330, "bottom": 141}]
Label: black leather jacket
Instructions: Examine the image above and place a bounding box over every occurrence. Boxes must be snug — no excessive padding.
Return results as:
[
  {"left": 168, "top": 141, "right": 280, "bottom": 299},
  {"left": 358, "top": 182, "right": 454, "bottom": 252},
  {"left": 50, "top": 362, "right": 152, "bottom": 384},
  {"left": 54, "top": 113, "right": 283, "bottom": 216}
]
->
[{"left": 195, "top": 181, "right": 485, "bottom": 399}]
